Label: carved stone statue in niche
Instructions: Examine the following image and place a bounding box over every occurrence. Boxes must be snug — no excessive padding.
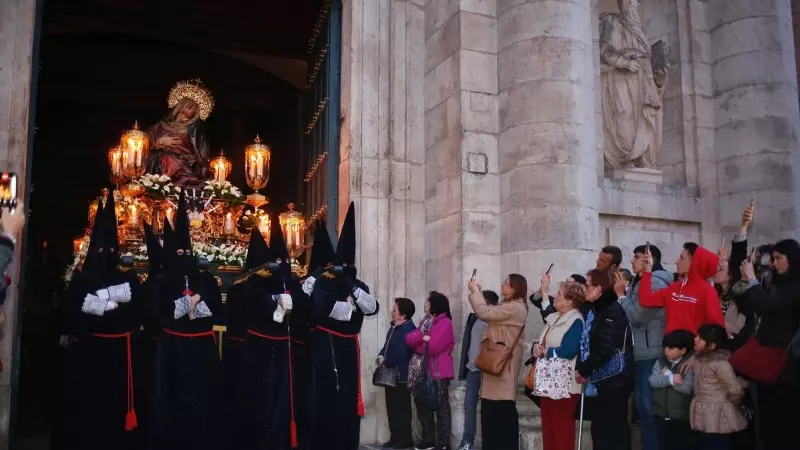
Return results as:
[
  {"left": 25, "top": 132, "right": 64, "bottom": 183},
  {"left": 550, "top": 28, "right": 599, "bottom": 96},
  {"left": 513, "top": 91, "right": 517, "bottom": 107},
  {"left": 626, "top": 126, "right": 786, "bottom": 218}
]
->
[{"left": 600, "top": 0, "right": 669, "bottom": 170}]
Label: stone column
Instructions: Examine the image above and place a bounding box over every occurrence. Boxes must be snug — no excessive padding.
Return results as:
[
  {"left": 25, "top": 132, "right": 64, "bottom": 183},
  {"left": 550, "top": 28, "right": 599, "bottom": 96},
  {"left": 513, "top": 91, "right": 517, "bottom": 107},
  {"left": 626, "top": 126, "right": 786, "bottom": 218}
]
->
[
  {"left": 0, "top": 0, "right": 37, "bottom": 447},
  {"left": 497, "top": 0, "right": 598, "bottom": 328},
  {"left": 339, "top": 0, "right": 426, "bottom": 443},
  {"left": 709, "top": 0, "right": 800, "bottom": 242}
]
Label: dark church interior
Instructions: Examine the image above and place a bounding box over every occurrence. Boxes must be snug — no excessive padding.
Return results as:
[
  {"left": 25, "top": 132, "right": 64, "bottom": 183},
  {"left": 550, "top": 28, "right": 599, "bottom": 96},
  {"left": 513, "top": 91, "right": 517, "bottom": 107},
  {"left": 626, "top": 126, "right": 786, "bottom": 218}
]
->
[{"left": 15, "top": 1, "right": 324, "bottom": 447}]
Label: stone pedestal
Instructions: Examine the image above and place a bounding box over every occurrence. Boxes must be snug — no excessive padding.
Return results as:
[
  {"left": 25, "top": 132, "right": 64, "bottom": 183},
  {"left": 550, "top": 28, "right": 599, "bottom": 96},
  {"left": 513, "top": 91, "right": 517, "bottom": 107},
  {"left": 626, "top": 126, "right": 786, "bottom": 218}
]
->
[{"left": 610, "top": 167, "right": 664, "bottom": 184}]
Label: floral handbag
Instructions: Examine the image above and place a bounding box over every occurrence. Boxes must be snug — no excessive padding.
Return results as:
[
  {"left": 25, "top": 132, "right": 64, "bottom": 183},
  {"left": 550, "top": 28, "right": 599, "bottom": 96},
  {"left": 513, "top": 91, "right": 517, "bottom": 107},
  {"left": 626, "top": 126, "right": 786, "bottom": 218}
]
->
[{"left": 532, "top": 357, "right": 573, "bottom": 400}]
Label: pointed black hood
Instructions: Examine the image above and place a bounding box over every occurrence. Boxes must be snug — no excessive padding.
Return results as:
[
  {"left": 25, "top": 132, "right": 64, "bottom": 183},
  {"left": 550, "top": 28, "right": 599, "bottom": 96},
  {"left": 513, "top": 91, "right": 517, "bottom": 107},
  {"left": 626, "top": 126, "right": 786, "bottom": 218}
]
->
[
  {"left": 102, "top": 190, "right": 120, "bottom": 254},
  {"left": 269, "top": 214, "right": 290, "bottom": 262},
  {"left": 162, "top": 218, "right": 174, "bottom": 255},
  {"left": 308, "top": 219, "right": 335, "bottom": 274},
  {"left": 144, "top": 221, "right": 164, "bottom": 276},
  {"left": 335, "top": 202, "right": 356, "bottom": 266},
  {"left": 81, "top": 197, "right": 105, "bottom": 277},
  {"left": 82, "top": 190, "right": 120, "bottom": 281},
  {"left": 245, "top": 227, "right": 271, "bottom": 270},
  {"left": 165, "top": 190, "right": 195, "bottom": 275}
]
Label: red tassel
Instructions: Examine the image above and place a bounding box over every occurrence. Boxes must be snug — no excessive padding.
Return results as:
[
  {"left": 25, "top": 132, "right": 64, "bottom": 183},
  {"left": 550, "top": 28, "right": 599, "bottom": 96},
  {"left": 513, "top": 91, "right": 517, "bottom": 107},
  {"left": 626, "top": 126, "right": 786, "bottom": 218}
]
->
[
  {"left": 357, "top": 397, "right": 365, "bottom": 417},
  {"left": 290, "top": 419, "right": 298, "bottom": 448},
  {"left": 125, "top": 409, "right": 138, "bottom": 431}
]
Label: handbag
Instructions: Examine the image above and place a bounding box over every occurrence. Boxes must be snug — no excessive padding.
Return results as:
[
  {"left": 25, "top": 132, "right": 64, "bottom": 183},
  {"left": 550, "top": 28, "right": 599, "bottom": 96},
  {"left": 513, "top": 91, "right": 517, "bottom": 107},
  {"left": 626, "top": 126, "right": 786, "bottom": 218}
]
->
[
  {"left": 729, "top": 336, "right": 790, "bottom": 384},
  {"left": 372, "top": 326, "right": 400, "bottom": 388},
  {"left": 412, "top": 343, "right": 441, "bottom": 410},
  {"left": 524, "top": 322, "right": 556, "bottom": 391},
  {"left": 532, "top": 357, "right": 573, "bottom": 400},
  {"left": 589, "top": 325, "right": 629, "bottom": 383},
  {"left": 475, "top": 325, "right": 525, "bottom": 376}
]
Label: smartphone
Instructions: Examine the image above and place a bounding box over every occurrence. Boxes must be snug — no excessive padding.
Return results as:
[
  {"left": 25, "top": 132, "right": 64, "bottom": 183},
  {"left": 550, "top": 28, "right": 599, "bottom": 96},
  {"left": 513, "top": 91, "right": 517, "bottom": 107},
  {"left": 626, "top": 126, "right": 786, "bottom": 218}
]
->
[
  {"left": 645, "top": 241, "right": 651, "bottom": 254},
  {"left": 545, "top": 263, "right": 554, "bottom": 275},
  {"left": 470, "top": 269, "right": 477, "bottom": 281},
  {"left": 749, "top": 246, "right": 757, "bottom": 262},
  {"left": 0, "top": 173, "right": 18, "bottom": 208}
]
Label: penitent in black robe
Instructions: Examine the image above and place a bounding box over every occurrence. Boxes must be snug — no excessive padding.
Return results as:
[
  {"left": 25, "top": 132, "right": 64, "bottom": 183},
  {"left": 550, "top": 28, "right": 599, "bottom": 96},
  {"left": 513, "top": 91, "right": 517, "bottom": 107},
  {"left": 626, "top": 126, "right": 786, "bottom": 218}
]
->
[
  {"left": 62, "top": 270, "right": 146, "bottom": 450},
  {"left": 305, "top": 275, "right": 379, "bottom": 450},
  {"left": 147, "top": 270, "right": 224, "bottom": 450},
  {"left": 221, "top": 281, "right": 248, "bottom": 449},
  {"left": 243, "top": 274, "right": 309, "bottom": 450}
]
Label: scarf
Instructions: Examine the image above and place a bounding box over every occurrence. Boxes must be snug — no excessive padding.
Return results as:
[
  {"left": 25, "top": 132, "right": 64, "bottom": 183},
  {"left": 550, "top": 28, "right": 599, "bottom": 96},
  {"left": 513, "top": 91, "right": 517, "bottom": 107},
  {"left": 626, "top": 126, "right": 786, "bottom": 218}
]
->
[
  {"left": 579, "top": 309, "right": 598, "bottom": 397},
  {"left": 407, "top": 314, "right": 433, "bottom": 390}
]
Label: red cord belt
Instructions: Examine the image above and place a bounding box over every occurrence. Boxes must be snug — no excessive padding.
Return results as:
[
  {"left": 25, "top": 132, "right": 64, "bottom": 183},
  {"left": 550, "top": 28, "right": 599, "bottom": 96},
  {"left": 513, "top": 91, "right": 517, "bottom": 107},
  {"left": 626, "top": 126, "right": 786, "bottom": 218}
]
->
[
  {"left": 163, "top": 328, "right": 217, "bottom": 345},
  {"left": 90, "top": 331, "right": 138, "bottom": 431},
  {"left": 313, "top": 326, "right": 365, "bottom": 417},
  {"left": 247, "top": 328, "right": 300, "bottom": 448}
]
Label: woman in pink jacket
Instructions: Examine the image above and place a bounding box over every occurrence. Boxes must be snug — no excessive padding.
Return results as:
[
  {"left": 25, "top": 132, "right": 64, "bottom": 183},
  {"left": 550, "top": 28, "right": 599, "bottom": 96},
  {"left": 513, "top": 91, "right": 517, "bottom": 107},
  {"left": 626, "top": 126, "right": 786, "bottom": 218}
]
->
[{"left": 406, "top": 292, "right": 455, "bottom": 450}]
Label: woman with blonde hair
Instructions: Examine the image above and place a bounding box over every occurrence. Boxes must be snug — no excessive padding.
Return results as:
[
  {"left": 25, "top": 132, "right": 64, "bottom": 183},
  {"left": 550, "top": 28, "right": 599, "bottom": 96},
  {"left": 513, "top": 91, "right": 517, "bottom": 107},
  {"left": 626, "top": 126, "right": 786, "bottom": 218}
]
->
[
  {"left": 532, "top": 281, "right": 586, "bottom": 450},
  {"left": 467, "top": 274, "right": 528, "bottom": 450}
]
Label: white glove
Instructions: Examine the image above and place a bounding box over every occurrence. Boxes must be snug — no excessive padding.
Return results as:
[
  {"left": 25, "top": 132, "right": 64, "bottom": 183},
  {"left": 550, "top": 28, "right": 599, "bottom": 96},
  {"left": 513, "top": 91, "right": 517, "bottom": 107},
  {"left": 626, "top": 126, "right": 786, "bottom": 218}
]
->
[
  {"left": 280, "top": 294, "right": 293, "bottom": 312},
  {"left": 301, "top": 276, "right": 316, "bottom": 295},
  {"left": 273, "top": 304, "right": 286, "bottom": 323}
]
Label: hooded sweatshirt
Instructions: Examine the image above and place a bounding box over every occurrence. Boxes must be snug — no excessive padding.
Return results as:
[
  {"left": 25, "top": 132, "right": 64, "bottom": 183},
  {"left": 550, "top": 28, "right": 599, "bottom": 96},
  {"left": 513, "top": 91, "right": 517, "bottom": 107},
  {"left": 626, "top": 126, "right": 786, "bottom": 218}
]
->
[{"left": 639, "top": 245, "right": 725, "bottom": 334}]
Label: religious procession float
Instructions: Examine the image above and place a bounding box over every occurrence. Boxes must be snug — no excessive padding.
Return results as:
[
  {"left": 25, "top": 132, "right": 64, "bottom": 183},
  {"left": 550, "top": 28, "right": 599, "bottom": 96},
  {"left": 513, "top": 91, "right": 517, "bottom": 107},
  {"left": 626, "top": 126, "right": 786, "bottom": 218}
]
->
[{"left": 66, "top": 79, "right": 313, "bottom": 295}]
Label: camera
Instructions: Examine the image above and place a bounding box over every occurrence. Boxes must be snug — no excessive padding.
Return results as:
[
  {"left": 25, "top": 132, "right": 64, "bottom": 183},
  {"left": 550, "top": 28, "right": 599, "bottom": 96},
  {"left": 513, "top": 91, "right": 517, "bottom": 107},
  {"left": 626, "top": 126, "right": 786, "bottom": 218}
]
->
[{"left": 331, "top": 265, "right": 344, "bottom": 275}]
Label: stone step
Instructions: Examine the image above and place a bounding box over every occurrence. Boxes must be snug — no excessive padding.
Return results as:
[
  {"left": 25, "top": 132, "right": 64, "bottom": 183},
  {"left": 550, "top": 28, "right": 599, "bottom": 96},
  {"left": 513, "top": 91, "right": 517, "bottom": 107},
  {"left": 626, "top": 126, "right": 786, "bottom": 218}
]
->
[{"left": 446, "top": 385, "right": 592, "bottom": 450}]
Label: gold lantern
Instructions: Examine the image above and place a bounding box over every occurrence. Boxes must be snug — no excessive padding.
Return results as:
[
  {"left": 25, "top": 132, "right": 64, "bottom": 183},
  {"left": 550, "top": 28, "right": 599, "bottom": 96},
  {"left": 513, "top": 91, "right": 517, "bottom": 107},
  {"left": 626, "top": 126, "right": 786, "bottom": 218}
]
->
[
  {"left": 279, "top": 203, "right": 306, "bottom": 276},
  {"left": 210, "top": 150, "right": 232, "bottom": 183},
  {"left": 108, "top": 146, "right": 127, "bottom": 185},
  {"left": 120, "top": 121, "right": 150, "bottom": 178},
  {"left": 244, "top": 135, "right": 271, "bottom": 207}
]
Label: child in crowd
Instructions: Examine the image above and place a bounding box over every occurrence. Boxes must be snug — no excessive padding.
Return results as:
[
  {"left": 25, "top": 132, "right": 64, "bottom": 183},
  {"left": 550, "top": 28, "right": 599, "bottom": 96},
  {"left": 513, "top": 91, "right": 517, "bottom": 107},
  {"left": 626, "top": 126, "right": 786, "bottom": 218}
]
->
[
  {"left": 619, "top": 268, "right": 634, "bottom": 295},
  {"left": 690, "top": 324, "right": 747, "bottom": 450},
  {"left": 649, "top": 329, "right": 696, "bottom": 450}
]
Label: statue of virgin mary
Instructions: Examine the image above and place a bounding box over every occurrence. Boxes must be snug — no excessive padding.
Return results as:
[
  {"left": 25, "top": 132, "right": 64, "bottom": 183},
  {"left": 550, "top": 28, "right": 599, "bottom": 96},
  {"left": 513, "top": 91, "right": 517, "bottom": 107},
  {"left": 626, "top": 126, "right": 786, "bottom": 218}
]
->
[{"left": 146, "top": 79, "right": 215, "bottom": 187}]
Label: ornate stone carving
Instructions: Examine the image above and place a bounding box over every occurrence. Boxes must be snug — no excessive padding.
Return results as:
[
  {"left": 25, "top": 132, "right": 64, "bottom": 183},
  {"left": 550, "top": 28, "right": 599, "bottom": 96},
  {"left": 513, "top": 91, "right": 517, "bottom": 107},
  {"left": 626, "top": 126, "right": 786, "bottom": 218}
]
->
[{"left": 600, "top": 0, "right": 669, "bottom": 170}]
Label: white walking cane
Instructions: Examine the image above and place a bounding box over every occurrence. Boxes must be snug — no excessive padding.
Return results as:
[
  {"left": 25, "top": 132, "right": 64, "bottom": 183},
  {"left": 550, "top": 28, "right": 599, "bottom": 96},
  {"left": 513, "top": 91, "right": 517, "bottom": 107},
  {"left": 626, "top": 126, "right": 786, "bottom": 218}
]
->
[{"left": 576, "top": 384, "right": 586, "bottom": 450}]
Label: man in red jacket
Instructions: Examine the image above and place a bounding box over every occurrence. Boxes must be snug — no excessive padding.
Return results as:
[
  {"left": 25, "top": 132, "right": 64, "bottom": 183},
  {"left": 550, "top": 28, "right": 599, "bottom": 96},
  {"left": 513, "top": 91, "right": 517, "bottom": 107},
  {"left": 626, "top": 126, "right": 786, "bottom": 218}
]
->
[{"left": 640, "top": 242, "right": 725, "bottom": 334}]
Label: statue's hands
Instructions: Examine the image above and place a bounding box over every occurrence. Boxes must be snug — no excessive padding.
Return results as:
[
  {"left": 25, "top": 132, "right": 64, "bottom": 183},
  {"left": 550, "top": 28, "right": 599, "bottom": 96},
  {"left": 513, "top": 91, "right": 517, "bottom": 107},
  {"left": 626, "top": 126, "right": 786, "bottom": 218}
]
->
[
  {"left": 156, "top": 135, "right": 181, "bottom": 148},
  {"left": 623, "top": 59, "right": 640, "bottom": 73}
]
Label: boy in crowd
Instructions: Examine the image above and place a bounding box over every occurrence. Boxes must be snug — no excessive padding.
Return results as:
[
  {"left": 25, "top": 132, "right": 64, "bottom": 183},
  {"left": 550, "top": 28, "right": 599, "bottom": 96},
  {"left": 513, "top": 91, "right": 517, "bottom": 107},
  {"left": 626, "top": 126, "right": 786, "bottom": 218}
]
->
[{"left": 648, "top": 330, "right": 696, "bottom": 450}]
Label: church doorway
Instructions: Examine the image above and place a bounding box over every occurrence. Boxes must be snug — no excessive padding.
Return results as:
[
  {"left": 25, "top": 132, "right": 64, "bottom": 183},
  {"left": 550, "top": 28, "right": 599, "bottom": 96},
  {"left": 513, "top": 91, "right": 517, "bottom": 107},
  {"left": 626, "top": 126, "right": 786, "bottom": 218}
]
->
[{"left": 12, "top": 1, "right": 341, "bottom": 447}]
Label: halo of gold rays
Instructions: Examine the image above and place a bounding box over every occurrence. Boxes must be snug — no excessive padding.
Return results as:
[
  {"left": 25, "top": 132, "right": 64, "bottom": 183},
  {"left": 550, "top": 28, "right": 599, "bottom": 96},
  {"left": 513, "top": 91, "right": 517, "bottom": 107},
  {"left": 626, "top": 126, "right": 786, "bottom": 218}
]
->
[{"left": 167, "top": 79, "right": 215, "bottom": 121}]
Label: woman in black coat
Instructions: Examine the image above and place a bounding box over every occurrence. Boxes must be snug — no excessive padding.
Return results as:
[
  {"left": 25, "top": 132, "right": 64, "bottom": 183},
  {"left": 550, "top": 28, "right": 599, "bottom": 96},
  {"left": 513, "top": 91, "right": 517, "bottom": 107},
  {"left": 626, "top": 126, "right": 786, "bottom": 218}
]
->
[
  {"left": 734, "top": 238, "right": 800, "bottom": 450},
  {"left": 575, "top": 269, "right": 634, "bottom": 450}
]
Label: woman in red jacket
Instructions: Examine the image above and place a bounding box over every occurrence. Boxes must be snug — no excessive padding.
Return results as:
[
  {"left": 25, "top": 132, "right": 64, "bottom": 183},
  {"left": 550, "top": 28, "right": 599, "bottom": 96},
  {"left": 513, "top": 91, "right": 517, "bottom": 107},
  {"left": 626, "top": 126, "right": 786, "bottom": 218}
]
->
[
  {"left": 406, "top": 292, "right": 455, "bottom": 450},
  {"left": 639, "top": 243, "right": 725, "bottom": 334}
]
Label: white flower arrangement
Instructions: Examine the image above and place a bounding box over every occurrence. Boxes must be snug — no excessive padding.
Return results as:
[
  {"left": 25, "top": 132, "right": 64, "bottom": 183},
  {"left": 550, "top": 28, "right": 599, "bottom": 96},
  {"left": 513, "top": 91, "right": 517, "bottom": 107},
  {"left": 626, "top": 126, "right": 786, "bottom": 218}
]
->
[
  {"left": 65, "top": 237, "right": 248, "bottom": 286},
  {"left": 203, "top": 180, "right": 245, "bottom": 206},
  {"left": 133, "top": 174, "right": 181, "bottom": 198},
  {"left": 122, "top": 244, "right": 151, "bottom": 262},
  {"left": 118, "top": 241, "right": 248, "bottom": 267},
  {"left": 193, "top": 242, "right": 247, "bottom": 267}
]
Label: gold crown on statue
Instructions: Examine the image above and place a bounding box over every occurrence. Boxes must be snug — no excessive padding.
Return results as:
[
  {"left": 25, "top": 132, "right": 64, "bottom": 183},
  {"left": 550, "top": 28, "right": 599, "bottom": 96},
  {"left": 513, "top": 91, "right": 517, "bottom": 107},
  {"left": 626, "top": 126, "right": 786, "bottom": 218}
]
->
[{"left": 168, "top": 79, "right": 215, "bottom": 121}]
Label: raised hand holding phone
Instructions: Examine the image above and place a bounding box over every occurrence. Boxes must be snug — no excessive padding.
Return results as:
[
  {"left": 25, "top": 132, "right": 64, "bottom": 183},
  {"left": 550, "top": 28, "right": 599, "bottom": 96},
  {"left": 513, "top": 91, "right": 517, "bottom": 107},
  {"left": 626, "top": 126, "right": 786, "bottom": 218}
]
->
[
  {"left": 642, "top": 242, "right": 653, "bottom": 273},
  {"left": 740, "top": 200, "right": 754, "bottom": 235},
  {"left": 0, "top": 207, "right": 25, "bottom": 239}
]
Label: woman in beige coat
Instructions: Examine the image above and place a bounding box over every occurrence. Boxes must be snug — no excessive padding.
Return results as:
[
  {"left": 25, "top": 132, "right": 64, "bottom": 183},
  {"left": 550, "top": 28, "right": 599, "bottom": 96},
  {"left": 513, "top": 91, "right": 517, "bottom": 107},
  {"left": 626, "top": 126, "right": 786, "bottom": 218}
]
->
[{"left": 467, "top": 274, "right": 528, "bottom": 450}]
